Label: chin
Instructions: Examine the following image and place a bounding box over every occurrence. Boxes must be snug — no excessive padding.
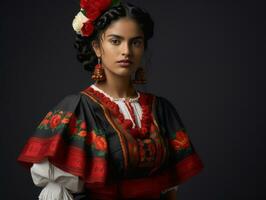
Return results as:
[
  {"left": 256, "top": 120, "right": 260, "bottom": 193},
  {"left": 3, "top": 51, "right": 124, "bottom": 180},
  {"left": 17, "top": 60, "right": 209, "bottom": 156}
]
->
[
  {"left": 114, "top": 67, "right": 135, "bottom": 77},
  {"left": 115, "top": 71, "right": 133, "bottom": 78}
]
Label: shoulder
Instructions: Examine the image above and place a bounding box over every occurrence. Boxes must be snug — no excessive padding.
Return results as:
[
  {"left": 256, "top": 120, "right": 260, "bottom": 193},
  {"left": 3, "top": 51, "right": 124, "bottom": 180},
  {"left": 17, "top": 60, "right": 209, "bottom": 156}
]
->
[
  {"left": 53, "top": 93, "right": 81, "bottom": 110},
  {"left": 155, "top": 95, "right": 174, "bottom": 106},
  {"left": 51, "top": 91, "right": 96, "bottom": 112},
  {"left": 141, "top": 91, "right": 176, "bottom": 109},
  {"left": 54, "top": 88, "right": 98, "bottom": 106}
]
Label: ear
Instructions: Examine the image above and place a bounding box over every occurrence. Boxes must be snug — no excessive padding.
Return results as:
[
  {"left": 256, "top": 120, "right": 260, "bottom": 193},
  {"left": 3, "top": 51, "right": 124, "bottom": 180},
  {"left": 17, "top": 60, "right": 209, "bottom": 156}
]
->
[{"left": 92, "top": 40, "right": 101, "bottom": 57}]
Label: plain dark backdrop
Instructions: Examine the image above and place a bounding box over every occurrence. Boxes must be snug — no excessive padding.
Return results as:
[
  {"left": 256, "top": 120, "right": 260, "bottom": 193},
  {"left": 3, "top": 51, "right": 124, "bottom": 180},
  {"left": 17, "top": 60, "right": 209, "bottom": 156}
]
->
[{"left": 1, "top": 0, "right": 266, "bottom": 199}]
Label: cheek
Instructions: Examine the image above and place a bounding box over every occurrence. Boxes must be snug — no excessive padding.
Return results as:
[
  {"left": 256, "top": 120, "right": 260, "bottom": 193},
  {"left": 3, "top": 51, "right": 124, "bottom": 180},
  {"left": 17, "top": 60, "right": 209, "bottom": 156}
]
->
[
  {"left": 134, "top": 49, "right": 144, "bottom": 60},
  {"left": 104, "top": 43, "right": 114, "bottom": 53},
  {"left": 101, "top": 43, "right": 118, "bottom": 59}
]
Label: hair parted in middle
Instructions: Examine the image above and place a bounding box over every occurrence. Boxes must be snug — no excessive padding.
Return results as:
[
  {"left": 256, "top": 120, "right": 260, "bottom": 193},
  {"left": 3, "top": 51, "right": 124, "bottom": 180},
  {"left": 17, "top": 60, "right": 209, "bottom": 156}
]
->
[{"left": 74, "top": 2, "right": 154, "bottom": 72}]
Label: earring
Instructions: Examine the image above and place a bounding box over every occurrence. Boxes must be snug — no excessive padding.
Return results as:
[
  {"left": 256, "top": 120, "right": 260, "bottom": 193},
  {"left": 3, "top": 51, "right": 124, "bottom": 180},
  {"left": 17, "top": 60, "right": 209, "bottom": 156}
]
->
[
  {"left": 91, "top": 57, "right": 106, "bottom": 82},
  {"left": 132, "top": 67, "right": 147, "bottom": 84}
]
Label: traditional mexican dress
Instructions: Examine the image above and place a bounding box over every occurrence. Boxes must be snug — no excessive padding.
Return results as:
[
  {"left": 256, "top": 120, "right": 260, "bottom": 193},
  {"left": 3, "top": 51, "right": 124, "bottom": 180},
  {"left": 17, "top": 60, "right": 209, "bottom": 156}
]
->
[{"left": 17, "top": 84, "right": 204, "bottom": 200}]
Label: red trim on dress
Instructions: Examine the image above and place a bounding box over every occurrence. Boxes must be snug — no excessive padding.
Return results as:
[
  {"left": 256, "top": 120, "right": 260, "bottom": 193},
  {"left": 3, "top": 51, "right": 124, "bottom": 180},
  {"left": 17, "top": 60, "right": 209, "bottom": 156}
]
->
[
  {"left": 17, "top": 134, "right": 108, "bottom": 187},
  {"left": 87, "top": 153, "right": 204, "bottom": 200},
  {"left": 83, "top": 86, "right": 154, "bottom": 139},
  {"left": 17, "top": 87, "right": 204, "bottom": 199}
]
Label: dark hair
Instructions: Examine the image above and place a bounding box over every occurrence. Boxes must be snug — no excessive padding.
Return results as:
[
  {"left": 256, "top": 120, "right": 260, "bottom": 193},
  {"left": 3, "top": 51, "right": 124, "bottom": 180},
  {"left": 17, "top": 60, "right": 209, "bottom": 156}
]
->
[{"left": 73, "top": 2, "right": 154, "bottom": 72}]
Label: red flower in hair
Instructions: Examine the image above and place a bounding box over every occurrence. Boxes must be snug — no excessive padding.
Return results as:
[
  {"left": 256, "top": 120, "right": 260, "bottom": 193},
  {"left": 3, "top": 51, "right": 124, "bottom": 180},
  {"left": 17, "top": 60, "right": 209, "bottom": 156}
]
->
[
  {"left": 81, "top": 21, "right": 94, "bottom": 36},
  {"left": 80, "top": 0, "right": 88, "bottom": 9},
  {"left": 75, "top": 0, "right": 119, "bottom": 37},
  {"left": 81, "top": 0, "right": 112, "bottom": 18},
  {"left": 94, "top": 0, "right": 112, "bottom": 12},
  {"left": 88, "top": 10, "right": 101, "bottom": 21}
]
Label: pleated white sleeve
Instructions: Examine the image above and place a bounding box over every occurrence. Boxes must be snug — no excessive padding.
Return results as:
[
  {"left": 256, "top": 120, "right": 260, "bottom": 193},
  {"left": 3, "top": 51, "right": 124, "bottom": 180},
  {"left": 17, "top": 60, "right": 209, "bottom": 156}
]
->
[{"left": 30, "top": 159, "right": 84, "bottom": 200}]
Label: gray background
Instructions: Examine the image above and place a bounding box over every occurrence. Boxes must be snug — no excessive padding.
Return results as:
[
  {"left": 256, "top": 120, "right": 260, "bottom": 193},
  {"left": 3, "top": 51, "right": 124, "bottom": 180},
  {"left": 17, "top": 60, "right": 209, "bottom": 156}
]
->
[{"left": 1, "top": 0, "right": 266, "bottom": 199}]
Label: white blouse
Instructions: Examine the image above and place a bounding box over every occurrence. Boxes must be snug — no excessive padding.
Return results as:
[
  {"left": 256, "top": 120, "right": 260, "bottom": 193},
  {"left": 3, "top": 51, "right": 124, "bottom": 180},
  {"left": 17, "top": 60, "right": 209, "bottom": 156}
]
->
[{"left": 31, "top": 84, "right": 178, "bottom": 200}]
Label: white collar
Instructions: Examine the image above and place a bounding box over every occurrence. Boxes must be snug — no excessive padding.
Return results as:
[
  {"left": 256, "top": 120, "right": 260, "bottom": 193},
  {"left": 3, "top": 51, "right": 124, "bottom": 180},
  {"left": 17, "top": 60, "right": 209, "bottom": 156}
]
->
[{"left": 91, "top": 84, "right": 140, "bottom": 102}]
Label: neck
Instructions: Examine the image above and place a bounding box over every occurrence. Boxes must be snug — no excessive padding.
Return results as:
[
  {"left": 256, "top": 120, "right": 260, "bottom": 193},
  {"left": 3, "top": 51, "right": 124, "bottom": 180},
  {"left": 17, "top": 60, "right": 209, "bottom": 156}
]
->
[{"left": 94, "top": 73, "right": 137, "bottom": 99}]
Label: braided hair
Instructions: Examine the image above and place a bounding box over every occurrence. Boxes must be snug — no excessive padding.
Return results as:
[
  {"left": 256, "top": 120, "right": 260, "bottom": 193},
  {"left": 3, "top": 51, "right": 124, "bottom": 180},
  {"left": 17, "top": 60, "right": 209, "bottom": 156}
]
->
[{"left": 73, "top": 2, "right": 154, "bottom": 72}]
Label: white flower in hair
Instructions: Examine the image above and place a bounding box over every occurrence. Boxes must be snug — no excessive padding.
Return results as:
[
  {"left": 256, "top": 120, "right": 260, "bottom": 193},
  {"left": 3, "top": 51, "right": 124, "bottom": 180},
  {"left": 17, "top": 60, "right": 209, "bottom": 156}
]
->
[{"left": 72, "top": 11, "right": 89, "bottom": 35}]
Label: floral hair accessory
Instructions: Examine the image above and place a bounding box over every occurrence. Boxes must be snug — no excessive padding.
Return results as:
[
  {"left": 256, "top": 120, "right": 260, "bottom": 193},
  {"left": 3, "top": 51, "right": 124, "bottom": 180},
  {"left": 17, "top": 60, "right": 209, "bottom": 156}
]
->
[{"left": 72, "top": 0, "right": 121, "bottom": 37}]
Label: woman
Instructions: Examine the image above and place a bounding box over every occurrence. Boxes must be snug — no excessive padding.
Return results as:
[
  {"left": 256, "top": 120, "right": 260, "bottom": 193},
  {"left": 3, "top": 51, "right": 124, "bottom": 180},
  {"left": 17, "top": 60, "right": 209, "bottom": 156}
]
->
[{"left": 17, "top": 1, "right": 204, "bottom": 200}]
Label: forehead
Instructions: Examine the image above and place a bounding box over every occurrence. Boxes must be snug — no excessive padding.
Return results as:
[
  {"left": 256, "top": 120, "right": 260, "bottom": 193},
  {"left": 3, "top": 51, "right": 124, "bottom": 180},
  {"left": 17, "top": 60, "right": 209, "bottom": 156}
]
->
[{"left": 103, "top": 17, "right": 144, "bottom": 38}]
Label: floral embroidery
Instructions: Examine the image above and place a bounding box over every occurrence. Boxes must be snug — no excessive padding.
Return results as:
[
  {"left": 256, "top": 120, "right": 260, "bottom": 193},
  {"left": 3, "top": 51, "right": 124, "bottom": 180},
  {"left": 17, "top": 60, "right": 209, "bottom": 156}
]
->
[
  {"left": 84, "top": 86, "right": 153, "bottom": 139},
  {"left": 86, "top": 129, "right": 107, "bottom": 151},
  {"left": 37, "top": 110, "right": 108, "bottom": 154},
  {"left": 86, "top": 130, "right": 97, "bottom": 144},
  {"left": 38, "top": 110, "right": 73, "bottom": 131},
  {"left": 94, "top": 135, "right": 107, "bottom": 151},
  {"left": 170, "top": 130, "right": 190, "bottom": 151}
]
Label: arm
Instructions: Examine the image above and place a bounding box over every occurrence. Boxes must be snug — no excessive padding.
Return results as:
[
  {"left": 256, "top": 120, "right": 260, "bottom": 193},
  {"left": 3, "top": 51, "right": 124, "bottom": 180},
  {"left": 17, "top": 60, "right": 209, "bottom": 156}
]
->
[{"left": 31, "top": 159, "right": 84, "bottom": 200}]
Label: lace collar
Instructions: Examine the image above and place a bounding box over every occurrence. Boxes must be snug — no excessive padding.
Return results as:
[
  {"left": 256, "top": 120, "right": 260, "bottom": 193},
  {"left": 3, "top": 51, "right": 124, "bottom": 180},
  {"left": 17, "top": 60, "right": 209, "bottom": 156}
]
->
[{"left": 90, "top": 84, "right": 140, "bottom": 102}]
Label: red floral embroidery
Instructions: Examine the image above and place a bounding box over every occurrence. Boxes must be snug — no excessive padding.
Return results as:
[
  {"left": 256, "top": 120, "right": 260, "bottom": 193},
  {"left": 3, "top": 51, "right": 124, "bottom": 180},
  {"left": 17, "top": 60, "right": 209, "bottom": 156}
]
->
[
  {"left": 38, "top": 110, "right": 73, "bottom": 129},
  {"left": 50, "top": 114, "right": 62, "bottom": 129},
  {"left": 78, "top": 130, "right": 87, "bottom": 137},
  {"left": 38, "top": 110, "right": 87, "bottom": 138},
  {"left": 45, "top": 111, "right": 53, "bottom": 118},
  {"left": 94, "top": 136, "right": 107, "bottom": 151},
  {"left": 85, "top": 130, "right": 107, "bottom": 151},
  {"left": 83, "top": 86, "right": 153, "bottom": 139},
  {"left": 80, "top": 122, "right": 87, "bottom": 129},
  {"left": 170, "top": 130, "right": 190, "bottom": 151},
  {"left": 86, "top": 131, "right": 97, "bottom": 145},
  {"left": 35, "top": 110, "right": 108, "bottom": 158},
  {"left": 69, "top": 115, "right": 78, "bottom": 135},
  {"left": 39, "top": 118, "right": 49, "bottom": 126}
]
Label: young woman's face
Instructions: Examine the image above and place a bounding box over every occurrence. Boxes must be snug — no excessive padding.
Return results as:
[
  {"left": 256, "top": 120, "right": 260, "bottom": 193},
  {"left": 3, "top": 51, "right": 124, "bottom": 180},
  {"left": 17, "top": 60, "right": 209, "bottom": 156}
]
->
[{"left": 93, "top": 17, "right": 145, "bottom": 79}]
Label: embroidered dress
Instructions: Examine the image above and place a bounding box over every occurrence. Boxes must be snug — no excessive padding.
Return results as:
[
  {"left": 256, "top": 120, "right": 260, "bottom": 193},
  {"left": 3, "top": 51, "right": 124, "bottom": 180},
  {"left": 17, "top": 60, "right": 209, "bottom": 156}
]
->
[{"left": 18, "top": 84, "right": 204, "bottom": 200}]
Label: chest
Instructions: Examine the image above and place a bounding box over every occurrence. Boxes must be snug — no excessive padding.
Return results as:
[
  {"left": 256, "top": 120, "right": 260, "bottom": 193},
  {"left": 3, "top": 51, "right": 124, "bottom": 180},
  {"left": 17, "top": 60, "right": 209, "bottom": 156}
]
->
[
  {"left": 101, "top": 100, "right": 170, "bottom": 179},
  {"left": 81, "top": 88, "right": 171, "bottom": 179}
]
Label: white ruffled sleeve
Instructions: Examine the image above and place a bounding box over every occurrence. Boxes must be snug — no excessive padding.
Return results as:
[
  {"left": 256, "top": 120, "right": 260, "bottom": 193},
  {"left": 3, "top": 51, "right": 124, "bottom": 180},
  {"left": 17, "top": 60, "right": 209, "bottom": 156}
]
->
[{"left": 31, "top": 159, "right": 84, "bottom": 200}]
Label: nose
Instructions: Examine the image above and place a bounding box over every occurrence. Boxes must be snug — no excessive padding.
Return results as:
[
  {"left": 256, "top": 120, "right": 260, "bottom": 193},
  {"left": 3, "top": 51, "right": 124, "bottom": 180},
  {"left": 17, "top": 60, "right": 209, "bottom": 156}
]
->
[{"left": 121, "top": 42, "right": 131, "bottom": 57}]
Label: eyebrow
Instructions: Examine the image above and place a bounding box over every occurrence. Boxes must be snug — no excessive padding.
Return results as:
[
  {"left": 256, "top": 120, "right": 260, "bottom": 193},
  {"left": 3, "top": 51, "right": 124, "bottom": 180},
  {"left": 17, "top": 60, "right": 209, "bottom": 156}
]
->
[{"left": 106, "top": 34, "right": 144, "bottom": 40}]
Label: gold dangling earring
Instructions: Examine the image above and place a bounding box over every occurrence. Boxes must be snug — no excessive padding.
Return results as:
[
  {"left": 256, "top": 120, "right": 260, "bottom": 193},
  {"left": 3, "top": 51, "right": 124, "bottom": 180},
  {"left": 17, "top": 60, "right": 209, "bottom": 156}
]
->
[
  {"left": 91, "top": 57, "right": 106, "bottom": 82},
  {"left": 132, "top": 67, "right": 147, "bottom": 84}
]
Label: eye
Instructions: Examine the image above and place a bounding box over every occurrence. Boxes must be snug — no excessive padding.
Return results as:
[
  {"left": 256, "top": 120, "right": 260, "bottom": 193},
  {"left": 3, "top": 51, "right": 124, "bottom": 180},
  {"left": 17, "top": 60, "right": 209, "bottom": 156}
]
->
[
  {"left": 110, "top": 39, "right": 121, "bottom": 45},
  {"left": 132, "top": 39, "right": 143, "bottom": 47}
]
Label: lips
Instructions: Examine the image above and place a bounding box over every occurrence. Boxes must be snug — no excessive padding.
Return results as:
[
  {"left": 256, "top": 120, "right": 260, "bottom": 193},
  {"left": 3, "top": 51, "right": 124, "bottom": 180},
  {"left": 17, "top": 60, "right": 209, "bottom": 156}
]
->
[
  {"left": 117, "top": 59, "right": 132, "bottom": 63},
  {"left": 117, "top": 59, "right": 132, "bottom": 67}
]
